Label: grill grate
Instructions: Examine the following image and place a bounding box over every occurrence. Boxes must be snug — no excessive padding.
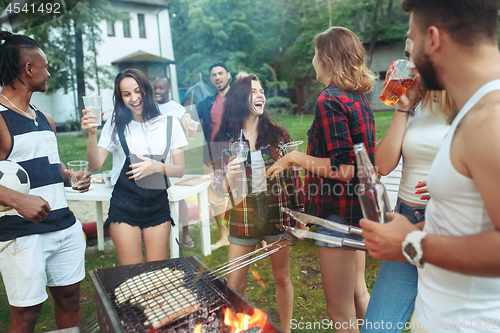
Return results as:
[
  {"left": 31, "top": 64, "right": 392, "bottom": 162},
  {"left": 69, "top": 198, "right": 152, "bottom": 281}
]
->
[{"left": 110, "top": 257, "right": 229, "bottom": 332}]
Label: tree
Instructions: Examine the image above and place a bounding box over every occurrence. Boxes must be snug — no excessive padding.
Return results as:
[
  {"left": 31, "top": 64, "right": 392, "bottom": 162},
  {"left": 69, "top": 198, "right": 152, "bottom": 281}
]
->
[
  {"left": 169, "top": 0, "right": 291, "bottom": 87},
  {"left": 18, "top": 0, "right": 122, "bottom": 121},
  {"left": 169, "top": 0, "right": 410, "bottom": 113}
]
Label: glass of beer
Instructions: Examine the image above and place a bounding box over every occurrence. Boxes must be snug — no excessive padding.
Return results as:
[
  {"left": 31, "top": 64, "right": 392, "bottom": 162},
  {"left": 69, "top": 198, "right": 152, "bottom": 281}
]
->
[
  {"left": 83, "top": 96, "right": 103, "bottom": 126},
  {"left": 188, "top": 121, "right": 199, "bottom": 140},
  {"left": 379, "top": 60, "right": 416, "bottom": 107}
]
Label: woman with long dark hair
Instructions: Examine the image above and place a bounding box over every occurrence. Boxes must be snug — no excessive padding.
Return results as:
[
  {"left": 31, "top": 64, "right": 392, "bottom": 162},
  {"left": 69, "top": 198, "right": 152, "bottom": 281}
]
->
[
  {"left": 82, "top": 68, "right": 187, "bottom": 265},
  {"left": 267, "top": 27, "right": 375, "bottom": 332},
  {"left": 212, "top": 74, "right": 303, "bottom": 333}
]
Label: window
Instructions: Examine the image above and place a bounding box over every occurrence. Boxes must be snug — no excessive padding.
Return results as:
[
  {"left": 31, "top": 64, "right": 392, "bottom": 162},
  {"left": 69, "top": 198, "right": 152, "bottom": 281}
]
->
[
  {"left": 138, "top": 14, "right": 146, "bottom": 38},
  {"left": 107, "top": 20, "right": 115, "bottom": 37},
  {"left": 123, "top": 14, "right": 131, "bottom": 38}
]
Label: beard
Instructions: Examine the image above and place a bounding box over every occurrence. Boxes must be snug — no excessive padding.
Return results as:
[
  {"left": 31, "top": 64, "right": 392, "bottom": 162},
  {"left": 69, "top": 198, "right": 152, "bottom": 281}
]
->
[
  {"left": 217, "top": 81, "right": 229, "bottom": 92},
  {"left": 415, "top": 52, "right": 443, "bottom": 91}
]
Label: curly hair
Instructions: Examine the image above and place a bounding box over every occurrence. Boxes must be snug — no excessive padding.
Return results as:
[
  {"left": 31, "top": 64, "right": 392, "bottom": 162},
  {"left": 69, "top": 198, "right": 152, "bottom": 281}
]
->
[
  {"left": 314, "top": 27, "right": 375, "bottom": 94},
  {"left": 0, "top": 31, "right": 40, "bottom": 89}
]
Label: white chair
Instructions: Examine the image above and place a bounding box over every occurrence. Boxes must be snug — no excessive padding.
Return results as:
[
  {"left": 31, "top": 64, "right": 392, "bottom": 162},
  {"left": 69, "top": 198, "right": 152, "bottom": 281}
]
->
[{"left": 379, "top": 159, "right": 402, "bottom": 209}]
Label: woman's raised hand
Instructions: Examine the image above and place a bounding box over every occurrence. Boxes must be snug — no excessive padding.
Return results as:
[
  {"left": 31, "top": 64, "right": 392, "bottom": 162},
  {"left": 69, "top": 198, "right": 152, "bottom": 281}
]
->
[
  {"left": 265, "top": 154, "right": 293, "bottom": 180},
  {"left": 127, "top": 155, "right": 163, "bottom": 180},
  {"left": 81, "top": 109, "right": 103, "bottom": 134}
]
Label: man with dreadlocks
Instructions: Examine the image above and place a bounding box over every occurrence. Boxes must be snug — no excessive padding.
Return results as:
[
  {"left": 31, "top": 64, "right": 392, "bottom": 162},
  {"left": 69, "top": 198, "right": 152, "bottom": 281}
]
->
[{"left": 0, "top": 31, "right": 89, "bottom": 332}]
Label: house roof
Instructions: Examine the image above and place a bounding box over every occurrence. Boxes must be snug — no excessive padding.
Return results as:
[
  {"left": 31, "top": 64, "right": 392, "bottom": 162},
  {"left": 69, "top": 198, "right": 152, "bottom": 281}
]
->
[
  {"left": 108, "top": 0, "right": 169, "bottom": 9},
  {"left": 112, "top": 51, "right": 174, "bottom": 65}
]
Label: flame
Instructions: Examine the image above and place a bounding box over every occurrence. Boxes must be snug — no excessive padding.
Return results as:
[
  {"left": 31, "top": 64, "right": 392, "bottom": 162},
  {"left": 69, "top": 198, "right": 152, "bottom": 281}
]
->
[
  {"left": 251, "top": 270, "right": 266, "bottom": 289},
  {"left": 223, "top": 307, "right": 267, "bottom": 333},
  {"left": 193, "top": 323, "right": 203, "bottom": 333}
]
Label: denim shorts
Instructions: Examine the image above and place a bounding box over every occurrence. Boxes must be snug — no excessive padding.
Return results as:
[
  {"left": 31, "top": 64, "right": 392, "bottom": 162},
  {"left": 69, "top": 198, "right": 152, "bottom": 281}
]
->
[
  {"left": 394, "top": 197, "right": 426, "bottom": 224},
  {"left": 315, "top": 214, "right": 363, "bottom": 249},
  {"left": 106, "top": 191, "right": 174, "bottom": 229}
]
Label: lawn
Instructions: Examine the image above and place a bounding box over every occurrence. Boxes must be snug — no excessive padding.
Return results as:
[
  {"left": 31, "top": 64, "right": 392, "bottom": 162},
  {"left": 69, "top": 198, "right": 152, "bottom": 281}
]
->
[{"left": 0, "top": 112, "right": 394, "bottom": 333}]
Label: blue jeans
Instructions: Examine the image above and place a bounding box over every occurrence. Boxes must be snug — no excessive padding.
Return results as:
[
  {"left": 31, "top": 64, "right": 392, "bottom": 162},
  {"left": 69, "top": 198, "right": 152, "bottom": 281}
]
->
[{"left": 361, "top": 198, "right": 425, "bottom": 333}]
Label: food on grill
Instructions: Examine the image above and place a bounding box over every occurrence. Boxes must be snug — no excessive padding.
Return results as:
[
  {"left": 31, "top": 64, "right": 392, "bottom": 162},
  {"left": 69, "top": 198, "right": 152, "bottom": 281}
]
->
[
  {"left": 143, "top": 285, "right": 200, "bottom": 328},
  {"left": 113, "top": 266, "right": 200, "bottom": 329},
  {"left": 114, "top": 266, "right": 185, "bottom": 305}
]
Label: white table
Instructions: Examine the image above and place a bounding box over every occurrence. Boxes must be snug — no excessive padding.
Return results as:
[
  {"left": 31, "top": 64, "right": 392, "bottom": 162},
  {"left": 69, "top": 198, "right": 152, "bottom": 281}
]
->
[{"left": 65, "top": 174, "right": 212, "bottom": 258}]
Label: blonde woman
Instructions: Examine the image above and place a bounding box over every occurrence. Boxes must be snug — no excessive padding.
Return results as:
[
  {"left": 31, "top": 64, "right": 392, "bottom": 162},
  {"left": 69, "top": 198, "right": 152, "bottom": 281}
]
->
[{"left": 267, "top": 27, "right": 376, "bottom": 332}]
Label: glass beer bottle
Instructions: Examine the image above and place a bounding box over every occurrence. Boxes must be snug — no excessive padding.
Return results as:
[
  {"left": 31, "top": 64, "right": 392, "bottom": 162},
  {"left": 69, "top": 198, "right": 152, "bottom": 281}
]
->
[{"left": 354, "top": 143, "right": 392, "bottom": 223}]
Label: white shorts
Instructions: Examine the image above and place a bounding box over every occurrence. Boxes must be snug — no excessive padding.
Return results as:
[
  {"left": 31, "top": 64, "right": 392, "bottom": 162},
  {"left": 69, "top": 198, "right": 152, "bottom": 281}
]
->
[{"left": 0, "top": 220, "right": 86, "bottom": 307}]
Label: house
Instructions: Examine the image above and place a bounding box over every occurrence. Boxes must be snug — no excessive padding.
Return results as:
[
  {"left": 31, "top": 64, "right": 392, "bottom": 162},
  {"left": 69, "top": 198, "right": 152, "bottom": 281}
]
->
[{"left": 30, "top": 0, "right": 179, "bottom": 124}]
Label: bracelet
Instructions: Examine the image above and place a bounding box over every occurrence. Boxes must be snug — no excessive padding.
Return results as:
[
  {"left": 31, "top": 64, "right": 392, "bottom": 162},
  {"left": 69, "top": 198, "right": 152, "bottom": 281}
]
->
[{"left": 396, "top": 107, "right": 415, "bottom": 117}]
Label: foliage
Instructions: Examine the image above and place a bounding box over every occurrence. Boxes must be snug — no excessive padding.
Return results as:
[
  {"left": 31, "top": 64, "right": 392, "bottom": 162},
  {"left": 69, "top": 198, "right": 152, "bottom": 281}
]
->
[
  {"left": 169, "top": 0, "right": 410, "bottom": 109},
  {"left": 168, "top": 0, "right": 292, "bottom": 87},
  {"left": 21, "top": 0, "right": 122, "bottom": 117},
  {"left": 262, "top": 63, "right": 296, "bottom": 118}
]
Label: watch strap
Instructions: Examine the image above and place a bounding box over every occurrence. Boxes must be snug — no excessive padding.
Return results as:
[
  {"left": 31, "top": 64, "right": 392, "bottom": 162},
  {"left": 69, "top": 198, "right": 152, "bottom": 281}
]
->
[{"left": 402, "top": 230, "right": 427, "bottom": 268}]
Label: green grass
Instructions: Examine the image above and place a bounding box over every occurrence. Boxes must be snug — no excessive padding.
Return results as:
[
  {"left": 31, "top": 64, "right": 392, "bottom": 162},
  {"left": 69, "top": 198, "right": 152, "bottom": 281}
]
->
[{"left": 0, "top": 111, "right": 395, "bottom": 332}]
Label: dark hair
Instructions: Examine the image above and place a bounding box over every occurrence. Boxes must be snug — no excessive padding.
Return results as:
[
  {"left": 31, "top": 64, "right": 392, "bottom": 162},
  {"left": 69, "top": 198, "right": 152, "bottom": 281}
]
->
[
  {"left": 213, "top": 74, "right": 285, "bottom": 148},
  {"left": 314, "top": 27, "right": 375, "bottom": 93},
  {"left": 111, "top": 68, "right": 161, "bottom": 142},
  {"left": 154, "top": 75, "right": 171, "bottom": 86},
  {"left": 0, "top": 31, "right": 40, "bottom": 88},
  {"left": 209, "top": 61, "right": 229, "bottom": 74},
  {"left": 401, "top": 0, "right": 498, "bottom": 46}
]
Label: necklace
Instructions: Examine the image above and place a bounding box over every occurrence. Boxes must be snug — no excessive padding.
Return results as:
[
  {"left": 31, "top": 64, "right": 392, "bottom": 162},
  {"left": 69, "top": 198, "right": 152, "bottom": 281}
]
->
[{"left": 0, "top": 93, "right": 38, "bottom": 126}]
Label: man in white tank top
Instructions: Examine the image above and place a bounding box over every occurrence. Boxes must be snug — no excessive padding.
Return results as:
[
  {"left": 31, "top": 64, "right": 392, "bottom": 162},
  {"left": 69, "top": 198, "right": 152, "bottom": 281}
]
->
[{"left": 360, "top": 1, "right": 500, "bottom": 332}]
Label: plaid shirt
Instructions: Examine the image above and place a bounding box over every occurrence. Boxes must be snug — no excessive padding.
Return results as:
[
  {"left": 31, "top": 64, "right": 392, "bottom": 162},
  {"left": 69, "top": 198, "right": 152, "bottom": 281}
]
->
[
  {"left": 305, "top": 85, "right": 376, "bottom": 225},
  {"left": 213, "top": 132, "right": 304, "bottom": 237}
]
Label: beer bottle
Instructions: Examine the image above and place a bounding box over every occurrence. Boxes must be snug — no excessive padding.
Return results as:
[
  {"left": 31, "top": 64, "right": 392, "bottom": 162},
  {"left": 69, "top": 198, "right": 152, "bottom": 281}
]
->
[{"left": 354, "top": 142, "right": 392, "bottom": 223}]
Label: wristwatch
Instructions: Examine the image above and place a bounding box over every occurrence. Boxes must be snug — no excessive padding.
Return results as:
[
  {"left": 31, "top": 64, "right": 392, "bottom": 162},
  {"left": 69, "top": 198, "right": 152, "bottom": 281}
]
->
[{"left": 402, "top": 230, "right": 427, "bottom": 268}]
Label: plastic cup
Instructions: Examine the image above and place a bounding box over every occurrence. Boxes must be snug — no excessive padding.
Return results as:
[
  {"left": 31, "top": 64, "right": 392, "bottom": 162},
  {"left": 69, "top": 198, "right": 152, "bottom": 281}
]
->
[
  {"left": 83, "top": 96, "right": 103, "bottom": 126},
  {"left": 284, "top": 141, "right": 304, "bottom": 171},
  {"left": 230, "top": 141, "right": 250, "bottom": 163},
  {"left": 67, "top": 160, "right": 89, "bottom": 190},
  {"left": 379, "top": 60, "right": 416, "bottom": 107},
  {"left": 188, "top": 121, "right": 199, "bottom": 140}
]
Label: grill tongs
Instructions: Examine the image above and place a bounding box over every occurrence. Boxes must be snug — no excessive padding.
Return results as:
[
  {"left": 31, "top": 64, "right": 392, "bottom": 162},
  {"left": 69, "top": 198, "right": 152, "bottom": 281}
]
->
[{"left": 280, "top": 207, "right": 367, "bottom": 251}]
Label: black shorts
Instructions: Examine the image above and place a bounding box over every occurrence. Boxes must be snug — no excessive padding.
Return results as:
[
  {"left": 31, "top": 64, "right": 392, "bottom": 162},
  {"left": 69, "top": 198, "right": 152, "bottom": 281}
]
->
[{"left": 105, "top": 191, "right": 174, "bottom": 229}]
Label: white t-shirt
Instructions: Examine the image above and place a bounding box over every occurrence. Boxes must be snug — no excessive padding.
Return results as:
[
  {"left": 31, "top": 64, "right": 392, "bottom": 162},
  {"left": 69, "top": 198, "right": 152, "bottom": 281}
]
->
[
  {"left": 398, "top": 102, "right": 450, "bottom": 204},
  {"left": 250, "top": 150, "right": 267, "bottom": 193},
  {"left": 158, "top": 100, "right": 185, "bottom": 119},
  {"left": 98, "top": 115, "right": 188, "bottom": 185}
]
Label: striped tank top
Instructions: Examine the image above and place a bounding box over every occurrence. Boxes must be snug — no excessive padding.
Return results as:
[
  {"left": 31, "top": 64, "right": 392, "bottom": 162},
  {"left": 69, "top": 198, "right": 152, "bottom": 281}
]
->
[{"left": 0, "top": 104, "right": 75, "bottom": 241}]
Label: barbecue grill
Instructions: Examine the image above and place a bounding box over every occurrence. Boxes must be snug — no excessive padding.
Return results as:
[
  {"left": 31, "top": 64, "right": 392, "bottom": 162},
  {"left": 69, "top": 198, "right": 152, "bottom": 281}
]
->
[{"left": 89, "top": 256, "right": 284, "bottom": 333}]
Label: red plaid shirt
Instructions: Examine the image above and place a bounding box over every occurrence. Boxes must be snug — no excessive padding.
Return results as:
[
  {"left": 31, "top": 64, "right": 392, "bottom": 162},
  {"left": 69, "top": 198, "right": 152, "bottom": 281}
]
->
[
  {"left": 212, "top": 132, "right": 304, "bottom": 237},
  {"left": 305, "top": 85, "right": 376, "bottom": 225}
]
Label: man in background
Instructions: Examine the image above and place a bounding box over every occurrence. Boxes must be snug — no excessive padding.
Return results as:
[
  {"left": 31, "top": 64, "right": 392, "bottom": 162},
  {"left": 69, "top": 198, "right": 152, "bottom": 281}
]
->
[{"left": 181, "top": 61, "right": 231, "bottom": 250}]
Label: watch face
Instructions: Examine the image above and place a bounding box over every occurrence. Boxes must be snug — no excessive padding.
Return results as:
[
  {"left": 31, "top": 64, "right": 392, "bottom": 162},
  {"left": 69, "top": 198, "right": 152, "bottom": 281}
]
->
[{"left": 405, "top": 244, "right": 417, "bottom": 259}]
